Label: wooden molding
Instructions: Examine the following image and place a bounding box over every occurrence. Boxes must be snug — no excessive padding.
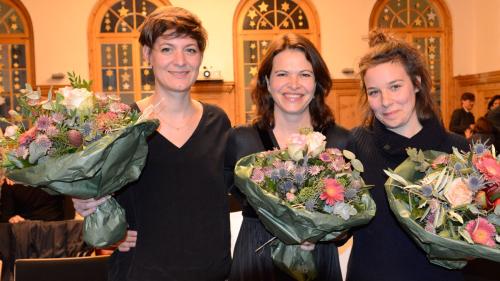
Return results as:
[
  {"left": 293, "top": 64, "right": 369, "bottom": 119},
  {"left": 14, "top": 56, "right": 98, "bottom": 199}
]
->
[{"left": 454, "top": 70, "right": 500, "bottom": 87}]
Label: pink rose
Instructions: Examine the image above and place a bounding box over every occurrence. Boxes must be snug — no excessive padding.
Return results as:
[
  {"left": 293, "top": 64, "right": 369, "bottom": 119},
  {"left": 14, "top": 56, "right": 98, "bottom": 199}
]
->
[
  {"left": 286, "top": 133, "right": 307, "bottom": 161},
  {"left": 444, "top": 178, "right": 473, "bottom": 208}
]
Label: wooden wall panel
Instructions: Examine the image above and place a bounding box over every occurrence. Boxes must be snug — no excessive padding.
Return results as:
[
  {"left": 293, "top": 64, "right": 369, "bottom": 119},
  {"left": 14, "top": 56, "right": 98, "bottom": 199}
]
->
[
  {"left": 453, "top": 71, "right": 500, "bottom": 120},
  {"left": 327, "top": 79, "right": 362, "bottom": 129}
]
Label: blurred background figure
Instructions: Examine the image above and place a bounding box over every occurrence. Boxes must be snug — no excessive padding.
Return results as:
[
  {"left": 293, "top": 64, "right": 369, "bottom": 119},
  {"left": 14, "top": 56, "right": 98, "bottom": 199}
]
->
[
  {"left": 468, "top": 117, "right": 495, "bottom": 146},
  {"left": 449, "top": 92, "right": 475, "bottom": 138},
  {"left": 0, "top": 181, "right": 72, "bottom": 223},
  {"left": 485, "top": 95, "right": 500, "bottom": 150}
]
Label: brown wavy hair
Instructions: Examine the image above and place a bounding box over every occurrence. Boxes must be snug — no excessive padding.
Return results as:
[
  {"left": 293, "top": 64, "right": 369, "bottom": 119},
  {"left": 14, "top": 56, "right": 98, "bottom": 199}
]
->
[
  {"left": 358, "top": 29, "right": 438, "bottom": 126},
  {"left": 139, "top": 6, "right": 207, "bottom": 52},
  {"left": 252, "top": 33, "right": 334, "bottom": 130}
]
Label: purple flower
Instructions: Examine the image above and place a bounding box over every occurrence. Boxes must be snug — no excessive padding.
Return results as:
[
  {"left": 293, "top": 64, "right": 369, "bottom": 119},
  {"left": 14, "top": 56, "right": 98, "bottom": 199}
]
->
[
  {"left": 308, "top": 165, "right": 323, "bottom": 176},
  {"left": 15, "top": 146, "right": 29, "bottom": 159},
  {"left": 35, "top": 134, "right": 52, "bottom": 151},
  {"left": 35, "top": 115, "right": 52, "bottom": 131},
  {"left": 251, "top": 168, "right": 264, "bottom": 183},
  {"left": 51, "top": 112, "right": 65, "bottom": 124},
  {"left": 319, "top": 152, "right": 333, "bottom": 162},
  {"left": 45, "top": 125, "right": 59, "bottom": 137},
  {"left": 251, "top": 168, "right": 265, "bottom": 183}
]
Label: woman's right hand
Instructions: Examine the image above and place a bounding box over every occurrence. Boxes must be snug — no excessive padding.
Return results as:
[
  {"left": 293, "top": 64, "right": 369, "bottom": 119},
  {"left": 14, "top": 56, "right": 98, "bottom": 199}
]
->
[
  {"left": 117, "top": 230, "right": 138, "bottom": 252},
  {"left": 72, "top": 196, "right": 111, "bottom": 217}
]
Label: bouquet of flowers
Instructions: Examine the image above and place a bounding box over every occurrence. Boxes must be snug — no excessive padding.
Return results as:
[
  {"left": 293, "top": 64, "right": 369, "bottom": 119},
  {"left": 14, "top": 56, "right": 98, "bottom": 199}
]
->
[
  {"left": 0, "top": 72, "right": 159, "bottom": 247},
  {"left": 384, "top": 143, "right": 500, "bottom": 269},
  {"left": 234, "top": 129, "right": 375, "bottom": 281}
]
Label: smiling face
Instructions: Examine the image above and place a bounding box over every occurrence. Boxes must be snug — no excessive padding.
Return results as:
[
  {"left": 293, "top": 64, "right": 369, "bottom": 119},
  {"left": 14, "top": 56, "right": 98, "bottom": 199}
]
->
[
  {"left": 267, "top": 49, "right": 316, "bottom": 119},
  {"left": 143, "top": 31, "right": 202, "bottom": 95},
  {"left": 364, "top": 61, "right": 422, "bottom": 137}
]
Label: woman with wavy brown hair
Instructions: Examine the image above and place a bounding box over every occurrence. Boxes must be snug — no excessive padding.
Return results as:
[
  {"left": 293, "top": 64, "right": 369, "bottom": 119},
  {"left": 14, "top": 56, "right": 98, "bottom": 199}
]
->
[
  {"left": 346, "top": 30, "right": 467, "bottom": 281},
  {"left": 226, "top": 33, "right": 348, "bottom": 281}
]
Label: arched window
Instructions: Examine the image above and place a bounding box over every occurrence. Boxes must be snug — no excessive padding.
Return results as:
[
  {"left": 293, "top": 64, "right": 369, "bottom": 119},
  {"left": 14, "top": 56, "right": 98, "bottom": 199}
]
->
[
  {"left": 88, "top": 0, "right": 170, "bottom": 105},
  {"left": 0, "top": 0, "right": 34, "bottom": 115},
  {"left": 370, "top": 0, "right": 452, "bottom": 120},
  {"left": 233, "top": 0, "right": 320, "bottom": 124}
]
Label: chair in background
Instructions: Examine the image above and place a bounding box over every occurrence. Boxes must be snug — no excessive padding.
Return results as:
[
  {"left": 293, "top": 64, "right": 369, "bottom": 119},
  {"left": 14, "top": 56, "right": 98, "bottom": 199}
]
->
[{"left": 14, "top": 255, "right": 109, "bottom": 281}]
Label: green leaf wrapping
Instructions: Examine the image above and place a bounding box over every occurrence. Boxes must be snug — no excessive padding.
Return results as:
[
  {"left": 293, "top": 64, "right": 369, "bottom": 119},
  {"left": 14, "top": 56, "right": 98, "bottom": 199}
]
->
[
  {"left": 385, "top": 150, "right": 500, "bottom": 269},
  {"left": 235, "top": 154, "right": 376, "bottom": 281},
  {"left": 6, "top": 119, "right": 159, "bottom": 247}
]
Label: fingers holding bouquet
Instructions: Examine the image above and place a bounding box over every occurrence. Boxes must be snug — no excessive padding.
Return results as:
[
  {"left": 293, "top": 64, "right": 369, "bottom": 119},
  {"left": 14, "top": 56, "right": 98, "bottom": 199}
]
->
[
  {"left": 117, "top": 230, "right": 138, "bottom": 252},
  {"left": 72, "top": 195, "right": 111, "bottom": 217}
]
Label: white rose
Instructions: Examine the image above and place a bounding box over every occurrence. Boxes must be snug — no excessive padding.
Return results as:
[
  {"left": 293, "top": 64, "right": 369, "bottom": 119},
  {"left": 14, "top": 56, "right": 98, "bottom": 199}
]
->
[
  {"left": 287, "top": 133, "right": 307, "bottom": 161},
  {"left": 59, "top": 86, "right": 94, "bottom": 113},
  {"left": 4, "top": 125, "right": 19, "bottom": 139},
  {"left": 306, "top": 132, "right": 326, "bottom": 157}
]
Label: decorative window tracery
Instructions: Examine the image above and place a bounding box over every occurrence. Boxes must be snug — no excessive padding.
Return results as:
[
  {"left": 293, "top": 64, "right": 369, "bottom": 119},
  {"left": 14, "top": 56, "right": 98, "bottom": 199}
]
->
[
  {"left": 88, "top": 0, "right": 170, "bottom": 105},
  {"left": 0, "top": 0, "right": 34, "bottom": 116},
  {"left": 371, "top": 0, "right": 451, "bottom": 111},
  {"left": 234, "top": 0, "right": 319, "bottom": 124}
]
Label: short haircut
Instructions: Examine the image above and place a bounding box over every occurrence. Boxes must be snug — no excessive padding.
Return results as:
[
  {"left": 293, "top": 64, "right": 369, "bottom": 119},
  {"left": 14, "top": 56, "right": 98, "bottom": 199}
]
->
[
  {"left": 139, "top": 6, "right": 207, "bottom": 52},
  {"left": 460, "top": 92, "right": 475, "bottom": 101}
]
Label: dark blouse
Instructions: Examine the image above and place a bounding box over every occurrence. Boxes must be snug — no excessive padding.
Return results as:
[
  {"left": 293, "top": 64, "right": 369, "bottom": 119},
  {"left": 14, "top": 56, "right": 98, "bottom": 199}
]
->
[
  {"left": 109, "top": 103, "right": 231, "bottom": 281},
  {"left": 346, "top": 117, "right": 468, "bottom": 281}
]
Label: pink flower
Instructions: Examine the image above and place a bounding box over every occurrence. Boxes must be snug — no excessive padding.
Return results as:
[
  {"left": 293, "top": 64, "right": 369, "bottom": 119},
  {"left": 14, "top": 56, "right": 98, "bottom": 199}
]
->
[
  {"left": 308, "top": 165, "right": 323, "bottom": 176},
  {"left": 18, "top": 126, "right": 37, "bottom": 146},
  {"left": 444, "top": 178, "right": 473, "bottom": 208},
  {"left": 35, "top": 115, "right": 52, "bottom": 131},
  {"left": 431, "top": 154, "right": 449, "bottom": 169},
  {"left": 286, "top": 192, "right": 296, "bottom": 202},
  {"left": 465, "top": 217, "right": 496, "bottom": 247},
  {"left": 319, "top": 152, "right": 332, "bottom": 162},
  {"left": 473, "top": 153, "right": 500, "bottom": 183},
  {"left": 251, "top": 168, "right": 265, "bottom": 183},
  {"left": 320, "top": 178, "right": 345, "bottom": 205},
  {"left": 286, "top": 133, "right": 307, "bottom": 161},
  {"left": 109, "top": 102, "right": 131, "bottom": 114}
]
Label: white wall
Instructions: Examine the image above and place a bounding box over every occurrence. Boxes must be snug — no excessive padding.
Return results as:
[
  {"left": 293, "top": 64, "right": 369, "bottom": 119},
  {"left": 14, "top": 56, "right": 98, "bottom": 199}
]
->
[{"left": 19, "top": 0, "right": 500, "bottom": 84}]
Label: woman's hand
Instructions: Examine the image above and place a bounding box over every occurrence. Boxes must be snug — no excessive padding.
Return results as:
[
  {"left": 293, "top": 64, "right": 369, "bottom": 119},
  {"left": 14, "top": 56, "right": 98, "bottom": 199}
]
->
[
  {"left": 117, "top": 230, "right": 138, "bottom": 252},
  {"left": 8, "top": 215, "right": 25, "bottom": 224},
  {"left": 300, "top": 241, "right": 315, "bottom": 251},
  {"left": 72, "top": 196, "right": 110, "bottom": 217}
]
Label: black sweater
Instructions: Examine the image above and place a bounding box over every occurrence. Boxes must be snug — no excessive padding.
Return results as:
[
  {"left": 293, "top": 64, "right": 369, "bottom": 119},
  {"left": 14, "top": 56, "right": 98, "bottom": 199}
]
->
[{"left": 346, "top": 117, "right": 468, "bottom": 281}]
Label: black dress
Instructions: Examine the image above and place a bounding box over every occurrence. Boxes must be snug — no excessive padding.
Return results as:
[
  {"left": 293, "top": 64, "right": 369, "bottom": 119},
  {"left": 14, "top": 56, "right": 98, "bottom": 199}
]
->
[
  {"left": 226, "top": 123, "right": 349, "bottom": 281},
  {"left": 108, "top": 103, "right": 231, "bottom": 281},
  {"left": 346, "top": 117, "right": 468, "bottom": 281}
]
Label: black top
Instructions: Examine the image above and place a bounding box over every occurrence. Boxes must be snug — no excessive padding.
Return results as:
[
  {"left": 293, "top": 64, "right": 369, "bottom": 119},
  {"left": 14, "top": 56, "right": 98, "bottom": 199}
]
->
[
  {"left": 449, "top": 108, "right": 475, "bottom": 136},
  {"left": 0, "top": 183, "right": 65, "bottom": 222},
  {"left": 346, "top": 117, "right": 468, "bottom": 281},
  {"left": 109, "top": 103, "right": 231, "bottom": 281},
  {"left": 225, "top": 123, "right": 350, "bottom": 218}
]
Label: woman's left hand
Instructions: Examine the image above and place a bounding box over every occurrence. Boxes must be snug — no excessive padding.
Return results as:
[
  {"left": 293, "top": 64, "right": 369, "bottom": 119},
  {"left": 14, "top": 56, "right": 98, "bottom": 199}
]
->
[{"left": 300, "top": 241, "right": 315, "bottom": 251}]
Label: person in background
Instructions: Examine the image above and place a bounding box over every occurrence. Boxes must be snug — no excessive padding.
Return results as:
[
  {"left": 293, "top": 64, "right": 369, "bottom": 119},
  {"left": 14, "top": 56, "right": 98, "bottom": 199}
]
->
[
  {"left": 468, "top": 117, "right": 495, "bottom": 146},
  {"left": 485, "top": 95, "right": 500, "bottom": 149},
  {"left": 0, "top": 182, "right": 67, "bottom": 223},
  {"left": 226, "top": 33, "right": 348, "bottom": 281},
  {"left": 346, "top": 30, "right": 467, "bottom": 281},
  {"left": 72, "top": 6, "right": 231, "bottom": 281},
  {"left": 449, "top": 92, "right": 475, "bottom": 137}
]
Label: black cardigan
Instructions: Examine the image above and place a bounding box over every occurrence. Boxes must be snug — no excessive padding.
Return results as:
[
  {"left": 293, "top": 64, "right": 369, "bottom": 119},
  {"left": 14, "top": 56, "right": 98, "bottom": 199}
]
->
[{"left": 346, "top": 117, "right": 468, "bottom": 281}]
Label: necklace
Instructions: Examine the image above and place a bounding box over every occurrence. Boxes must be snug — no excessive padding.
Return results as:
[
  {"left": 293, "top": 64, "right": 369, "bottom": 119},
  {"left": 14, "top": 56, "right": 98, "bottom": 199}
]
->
[
  {"left": 161, "top": 111, "right": 198, "bottom": 131},
  {"left": 150, "top": 99, "right": 199, "bottom": 131}
]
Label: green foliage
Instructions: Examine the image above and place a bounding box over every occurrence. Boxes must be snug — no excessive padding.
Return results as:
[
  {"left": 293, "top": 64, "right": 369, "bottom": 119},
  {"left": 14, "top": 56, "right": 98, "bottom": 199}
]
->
[{"left": 67, "top": 71, "right": 92, "bottom": 91}]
